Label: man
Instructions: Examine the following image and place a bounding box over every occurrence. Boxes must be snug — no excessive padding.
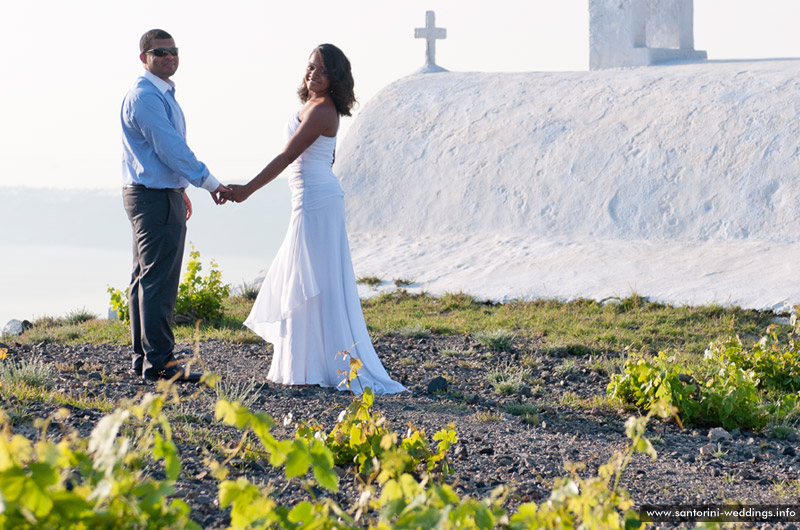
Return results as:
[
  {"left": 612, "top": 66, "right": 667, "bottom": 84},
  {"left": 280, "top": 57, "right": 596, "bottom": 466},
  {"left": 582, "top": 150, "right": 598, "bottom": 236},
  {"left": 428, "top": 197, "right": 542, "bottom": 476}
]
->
[{"left": 121, "top": 29, "right": 227, "bottom": 382}]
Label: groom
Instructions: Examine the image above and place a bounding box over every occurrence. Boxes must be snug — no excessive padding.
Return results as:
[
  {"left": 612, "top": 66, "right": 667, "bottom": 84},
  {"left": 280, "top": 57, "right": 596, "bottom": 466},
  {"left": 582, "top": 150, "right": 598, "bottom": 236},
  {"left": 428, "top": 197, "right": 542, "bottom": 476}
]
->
[{"left": 120, "top": 29, "right": 228, "bottom": 382}]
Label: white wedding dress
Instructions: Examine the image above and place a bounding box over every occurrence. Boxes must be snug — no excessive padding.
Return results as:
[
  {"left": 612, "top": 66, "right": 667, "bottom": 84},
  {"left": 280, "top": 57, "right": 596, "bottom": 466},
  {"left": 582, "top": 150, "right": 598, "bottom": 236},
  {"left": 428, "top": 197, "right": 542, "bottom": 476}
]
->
[{"left": 244, "top": 112, "right": 407, "bottom": 395}]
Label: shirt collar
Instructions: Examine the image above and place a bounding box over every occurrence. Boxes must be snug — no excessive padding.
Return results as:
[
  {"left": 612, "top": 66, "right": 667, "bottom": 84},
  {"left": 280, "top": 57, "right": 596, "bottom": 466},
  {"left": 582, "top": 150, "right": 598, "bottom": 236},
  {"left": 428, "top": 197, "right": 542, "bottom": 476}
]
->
[{"left": 142, "top": 70, "right": 176, "bottom": 95}]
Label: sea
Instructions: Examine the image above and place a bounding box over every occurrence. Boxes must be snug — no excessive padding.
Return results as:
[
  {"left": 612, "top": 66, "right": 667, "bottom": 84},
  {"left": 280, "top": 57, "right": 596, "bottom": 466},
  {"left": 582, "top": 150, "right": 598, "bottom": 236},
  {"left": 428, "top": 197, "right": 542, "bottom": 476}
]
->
[{"left": 0, "top": 184, "right": 292, "bottom": 327}]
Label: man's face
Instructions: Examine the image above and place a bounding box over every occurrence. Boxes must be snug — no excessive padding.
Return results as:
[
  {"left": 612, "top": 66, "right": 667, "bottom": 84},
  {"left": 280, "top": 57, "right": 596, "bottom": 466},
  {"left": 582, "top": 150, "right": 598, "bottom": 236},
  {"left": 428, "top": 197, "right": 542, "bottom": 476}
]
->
[{"left": 140, "top": 38, "right": 179, "bottom": 81}]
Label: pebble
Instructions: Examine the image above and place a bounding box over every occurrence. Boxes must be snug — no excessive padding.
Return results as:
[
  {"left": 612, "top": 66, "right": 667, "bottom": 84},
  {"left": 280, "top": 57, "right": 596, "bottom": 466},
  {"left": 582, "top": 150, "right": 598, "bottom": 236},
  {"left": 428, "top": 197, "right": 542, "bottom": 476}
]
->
[
  {"left": 427, "top": 376, "right": 448, "bottom": 394},
  {"left": 194, "top": 495, "right": 213, "bottom": 506}
]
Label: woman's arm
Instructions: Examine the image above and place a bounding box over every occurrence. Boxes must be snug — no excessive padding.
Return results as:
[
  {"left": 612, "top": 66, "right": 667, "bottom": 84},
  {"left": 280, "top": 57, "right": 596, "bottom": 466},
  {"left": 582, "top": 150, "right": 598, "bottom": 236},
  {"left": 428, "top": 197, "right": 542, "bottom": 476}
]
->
[{"left": 225, "top": 103, "right": 338, "bottom": 203}]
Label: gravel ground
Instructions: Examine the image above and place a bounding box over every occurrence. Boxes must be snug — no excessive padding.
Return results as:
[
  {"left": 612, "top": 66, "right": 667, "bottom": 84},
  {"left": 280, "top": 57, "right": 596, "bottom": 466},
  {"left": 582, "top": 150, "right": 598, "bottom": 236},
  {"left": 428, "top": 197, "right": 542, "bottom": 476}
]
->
[{"left": 2, "top": 334, "right": 799, "bottom": 529}]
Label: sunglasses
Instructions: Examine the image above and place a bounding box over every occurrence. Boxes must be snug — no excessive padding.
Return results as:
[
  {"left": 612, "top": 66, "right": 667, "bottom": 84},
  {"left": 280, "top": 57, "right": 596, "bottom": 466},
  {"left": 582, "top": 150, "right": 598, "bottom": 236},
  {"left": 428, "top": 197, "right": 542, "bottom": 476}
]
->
[{"left": 145, "top": 47, "right": 179, "bottom": 57}]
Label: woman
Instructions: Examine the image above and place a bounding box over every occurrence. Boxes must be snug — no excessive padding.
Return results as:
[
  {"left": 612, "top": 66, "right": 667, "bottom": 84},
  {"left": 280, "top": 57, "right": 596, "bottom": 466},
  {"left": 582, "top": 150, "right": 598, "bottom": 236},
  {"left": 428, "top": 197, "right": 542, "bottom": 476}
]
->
[{"left": 223, "top": 44, "right": 406, "bottom": 394}]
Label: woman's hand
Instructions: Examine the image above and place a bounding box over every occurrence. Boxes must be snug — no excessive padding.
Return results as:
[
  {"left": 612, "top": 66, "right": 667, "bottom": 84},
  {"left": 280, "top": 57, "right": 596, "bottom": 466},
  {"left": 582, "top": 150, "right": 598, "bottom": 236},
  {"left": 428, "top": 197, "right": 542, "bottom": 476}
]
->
[{"left": 221, "top": 184, "right": 253, "bottom": 204}]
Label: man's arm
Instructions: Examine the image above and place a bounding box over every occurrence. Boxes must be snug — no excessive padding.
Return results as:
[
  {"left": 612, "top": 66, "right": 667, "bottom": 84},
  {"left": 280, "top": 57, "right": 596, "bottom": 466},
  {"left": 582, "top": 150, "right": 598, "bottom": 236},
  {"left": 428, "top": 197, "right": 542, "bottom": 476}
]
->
[{"left": 130, "top": 92, "right": 222, "bottom": 192}]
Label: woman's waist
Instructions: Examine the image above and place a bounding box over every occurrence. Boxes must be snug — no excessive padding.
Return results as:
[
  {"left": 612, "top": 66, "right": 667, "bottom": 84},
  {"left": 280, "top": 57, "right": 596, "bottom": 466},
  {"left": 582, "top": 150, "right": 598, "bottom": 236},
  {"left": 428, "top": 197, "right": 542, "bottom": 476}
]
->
[
  {"left": 289, "top": 181, "right": 344, "bottom": 210},
  {"left": 287, "top": 166, "right": 338, "bottom": 184}
]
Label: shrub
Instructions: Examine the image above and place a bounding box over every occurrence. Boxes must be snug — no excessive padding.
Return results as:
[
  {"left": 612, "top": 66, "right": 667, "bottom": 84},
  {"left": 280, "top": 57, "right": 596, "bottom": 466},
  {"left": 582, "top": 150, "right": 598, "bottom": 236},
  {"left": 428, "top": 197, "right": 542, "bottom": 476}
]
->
[
  {"left": 175, "top": 246, "right": 231, "bottom": 322},
  {"left": 108, "top": 245, "right": 231, "bottom": 325},
  {"left": 607, "top": 350, "right": 766, "bottom": 430},
  {"left": 713, "top": 326, "right": 800, "bottom": 393},
  {"left": 107, "top": 286, "right": 130, "bottom": 325}
]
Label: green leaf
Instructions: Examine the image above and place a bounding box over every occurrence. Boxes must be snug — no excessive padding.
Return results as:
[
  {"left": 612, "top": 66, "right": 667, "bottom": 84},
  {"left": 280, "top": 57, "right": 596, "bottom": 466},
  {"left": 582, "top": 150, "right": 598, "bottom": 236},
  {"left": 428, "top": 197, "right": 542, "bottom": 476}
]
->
[
  {"left": 288, "top": 501, "right": 314, "bottom": 524},
  {"left": 20, "top": 475, "right": 54, "bottom": 518},
  {"left": 153, "top": 433, "right": 181, "bottom": 481},
  {"left": 285, "top": 440, "right": 311, "bottom": 478},
  {"left": 309, "top": 440, "right": 338, "bottom": 492},
  {"left": 0, "top": 468, "right": 25, "bottom": 501}
]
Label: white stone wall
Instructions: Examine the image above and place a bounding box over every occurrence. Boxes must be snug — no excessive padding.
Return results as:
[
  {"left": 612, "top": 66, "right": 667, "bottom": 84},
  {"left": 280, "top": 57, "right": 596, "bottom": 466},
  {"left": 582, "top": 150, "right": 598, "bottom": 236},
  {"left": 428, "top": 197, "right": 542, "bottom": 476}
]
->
[{"left": 590, "top": 0, "right": 703, "bottom": 69}]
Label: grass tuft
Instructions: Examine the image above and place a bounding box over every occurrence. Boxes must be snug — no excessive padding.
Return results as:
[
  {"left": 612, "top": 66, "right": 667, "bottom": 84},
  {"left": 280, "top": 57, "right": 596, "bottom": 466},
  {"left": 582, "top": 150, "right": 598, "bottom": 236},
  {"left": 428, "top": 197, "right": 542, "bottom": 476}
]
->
[
  {"left": 474, "top": 329, "right": 516, "bottom": 352},
  {"left": 1, "top": 356, "right": 55, "bottom": 389},
  {"left": 357, "top": 276, "right": 382, "bottom": 288},
  {"left": 236, "top": 280, "right": 261, "bottom": 301},
  {"left": 64, "top": 307, "right": 100, "bottom": 325},
  {"left": 213, "top": 375, "right": 264, "bottom": 410},
  {"left": 487, "top": 362, "right": 530, "bottom": 395},
  {"left": 397, "top": 323, "right": 431, "bottom": 339}
]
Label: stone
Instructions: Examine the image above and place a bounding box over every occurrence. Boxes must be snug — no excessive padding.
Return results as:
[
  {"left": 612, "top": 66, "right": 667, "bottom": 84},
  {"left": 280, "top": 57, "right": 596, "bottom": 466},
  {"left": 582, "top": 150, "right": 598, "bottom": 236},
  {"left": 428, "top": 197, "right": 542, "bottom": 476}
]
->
[
  {"left": 2, "top": 320, "right": 24, "bottom": 337},
  {"left": 495, "top": 455, "right": 514, "bottom": 467},
  {"left": 426, "top": 376, "right": 448, "bottom": 394},
  {"left": 699, "top": 443, "right": 718, "bottom": 456},
  {"left": 194, "top": 495, "right": 213, "bottom": 506},
  {"left": 782, "top": 445, "right": 797, "bottom": 457},
  {"left": 708, "top": 427, "right": 732, "bottom": 442}
]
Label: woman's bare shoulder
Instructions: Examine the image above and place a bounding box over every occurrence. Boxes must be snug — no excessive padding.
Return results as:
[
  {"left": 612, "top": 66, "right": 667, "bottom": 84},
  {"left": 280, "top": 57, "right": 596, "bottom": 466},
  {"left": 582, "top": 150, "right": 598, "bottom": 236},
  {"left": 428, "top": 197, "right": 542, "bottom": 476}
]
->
[{"left": 299, "top": 99, "right": 339, "bottom": 132}]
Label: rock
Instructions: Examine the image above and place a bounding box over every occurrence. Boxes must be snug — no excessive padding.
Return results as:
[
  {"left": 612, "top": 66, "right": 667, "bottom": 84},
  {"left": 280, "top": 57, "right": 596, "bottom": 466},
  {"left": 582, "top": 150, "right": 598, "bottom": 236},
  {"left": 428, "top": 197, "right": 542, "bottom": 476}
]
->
[
  {"left": 495, "top": 455, "right": 514, "bottom": 467},
  {"left": 708, "top": 427, "right": 732, "bottom": 442},
  {"left": 478, "top": 446, "right": 494, "bottom": 456},
  {"left": 699, "top": 443, "right": 718, "bottom": 457},
  {"left": 782, "top": 445, "right": 797, "bottom": 457},
  {"left": 87, "top": 372, "right": 102, "bottom": 382},
  {"left": 3, "top": 320, "right": 24, "bottom": 337},
  {"left": 426, "top": 376, "right": 448, "bottom": 394},
  {"left": 194, "top": 495, "right": 213, "bottom": 506}
]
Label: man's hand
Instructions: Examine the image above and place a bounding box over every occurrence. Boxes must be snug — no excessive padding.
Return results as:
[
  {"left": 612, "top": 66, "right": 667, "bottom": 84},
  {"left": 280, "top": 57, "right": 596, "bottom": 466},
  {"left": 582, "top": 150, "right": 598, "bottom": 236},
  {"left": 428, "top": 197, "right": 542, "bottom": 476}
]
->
[
  {"left": 183, "top": 192, "right": 193, "bottom": 220},
  {"left": 210, "top": 184, "right": 230, "bottom": 205}
]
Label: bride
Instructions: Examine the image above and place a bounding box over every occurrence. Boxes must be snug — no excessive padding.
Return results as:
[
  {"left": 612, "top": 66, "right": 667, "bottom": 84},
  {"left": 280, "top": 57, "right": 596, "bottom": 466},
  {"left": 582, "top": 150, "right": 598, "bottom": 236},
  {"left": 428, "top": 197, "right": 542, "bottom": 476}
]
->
[{"left": 222, "top": 44, "right": 406, "bottom": 395}]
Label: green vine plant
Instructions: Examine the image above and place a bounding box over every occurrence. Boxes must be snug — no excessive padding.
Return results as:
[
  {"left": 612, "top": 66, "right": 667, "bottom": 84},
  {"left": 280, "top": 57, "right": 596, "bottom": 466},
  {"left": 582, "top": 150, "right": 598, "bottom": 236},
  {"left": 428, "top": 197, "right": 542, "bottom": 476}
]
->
[
  {"left": 0, "top": 393, "right": 199, "bottom": 529},
  {"left": 608, "top": 319, "right": 800, "bottom": 430},
  {"left": 1, "top": 326, "right": 692, "bottom": 530},
  {"left": 107, "top": 244, "right": 231, "bottom": 325}
]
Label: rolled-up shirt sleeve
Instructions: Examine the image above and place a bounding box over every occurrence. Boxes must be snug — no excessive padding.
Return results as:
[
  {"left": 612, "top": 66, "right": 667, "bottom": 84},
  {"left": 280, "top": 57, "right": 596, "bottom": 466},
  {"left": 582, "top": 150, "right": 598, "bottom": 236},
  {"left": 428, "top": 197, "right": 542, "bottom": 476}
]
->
[{"left": 126, "top": 91, "right": 220, "bottom": 191}]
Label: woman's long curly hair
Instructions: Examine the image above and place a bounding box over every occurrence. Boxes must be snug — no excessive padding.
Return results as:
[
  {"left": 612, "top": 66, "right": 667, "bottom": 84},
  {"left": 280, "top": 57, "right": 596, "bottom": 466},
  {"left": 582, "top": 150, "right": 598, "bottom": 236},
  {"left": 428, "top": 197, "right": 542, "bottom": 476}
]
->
[{"left": 298, "top": 43, "right": 357, "bottom": 117}]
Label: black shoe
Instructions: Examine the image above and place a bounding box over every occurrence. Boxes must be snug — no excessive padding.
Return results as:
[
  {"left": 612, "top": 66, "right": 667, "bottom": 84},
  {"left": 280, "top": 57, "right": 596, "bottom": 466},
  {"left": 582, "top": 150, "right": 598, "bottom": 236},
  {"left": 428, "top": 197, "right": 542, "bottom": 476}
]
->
[{"left": 143, "top": 365, "right": 202, "bottom": 383}]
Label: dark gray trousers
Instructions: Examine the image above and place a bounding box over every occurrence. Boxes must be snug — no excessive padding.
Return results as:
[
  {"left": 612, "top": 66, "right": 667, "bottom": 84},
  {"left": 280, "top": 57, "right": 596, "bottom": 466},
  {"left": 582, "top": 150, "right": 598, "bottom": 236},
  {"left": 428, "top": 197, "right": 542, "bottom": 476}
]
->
[{"left": 123, "top": 186, "right": 187, "bottom": 376}]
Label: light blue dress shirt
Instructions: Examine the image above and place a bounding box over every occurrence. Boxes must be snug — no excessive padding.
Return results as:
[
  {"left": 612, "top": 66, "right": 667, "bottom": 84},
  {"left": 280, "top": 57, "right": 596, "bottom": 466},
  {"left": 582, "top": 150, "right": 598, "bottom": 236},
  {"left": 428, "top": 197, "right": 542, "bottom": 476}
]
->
[{"left": 121, "top": 70, "right": 220, "bottom": 191}]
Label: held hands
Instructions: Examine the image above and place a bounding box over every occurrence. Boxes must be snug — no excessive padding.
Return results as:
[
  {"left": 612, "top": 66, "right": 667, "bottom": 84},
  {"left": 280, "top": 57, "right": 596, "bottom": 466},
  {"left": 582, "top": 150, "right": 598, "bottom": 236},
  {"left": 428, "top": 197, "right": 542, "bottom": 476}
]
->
[
  {"left": 210, "top": 184, "right": 231, "bottom": 205},
  {"left": 219, "top": 184, "right": 252, "bottom": 204}
]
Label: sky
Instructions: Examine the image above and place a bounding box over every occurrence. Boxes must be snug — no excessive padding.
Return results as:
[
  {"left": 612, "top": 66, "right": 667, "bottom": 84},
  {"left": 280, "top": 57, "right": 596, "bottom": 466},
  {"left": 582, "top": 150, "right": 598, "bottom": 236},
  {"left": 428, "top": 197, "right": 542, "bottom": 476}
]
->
[{"left": 2, "top": 0, "right": 800, "bottom": 191}]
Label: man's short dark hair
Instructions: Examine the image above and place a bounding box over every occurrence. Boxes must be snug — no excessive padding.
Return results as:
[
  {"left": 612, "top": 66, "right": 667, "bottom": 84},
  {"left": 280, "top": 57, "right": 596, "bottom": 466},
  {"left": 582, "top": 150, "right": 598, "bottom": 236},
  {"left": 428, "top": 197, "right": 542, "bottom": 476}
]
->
[{"left": 140, "top": 29, "right": 173, "bottom": 53}]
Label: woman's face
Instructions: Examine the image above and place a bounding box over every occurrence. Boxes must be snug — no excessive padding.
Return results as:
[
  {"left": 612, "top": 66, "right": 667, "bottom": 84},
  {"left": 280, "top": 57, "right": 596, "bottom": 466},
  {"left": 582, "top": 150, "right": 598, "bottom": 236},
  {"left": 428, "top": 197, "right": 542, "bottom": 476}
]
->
[{"left": 304, "top": 51, "right": 330, "bottom": 95}]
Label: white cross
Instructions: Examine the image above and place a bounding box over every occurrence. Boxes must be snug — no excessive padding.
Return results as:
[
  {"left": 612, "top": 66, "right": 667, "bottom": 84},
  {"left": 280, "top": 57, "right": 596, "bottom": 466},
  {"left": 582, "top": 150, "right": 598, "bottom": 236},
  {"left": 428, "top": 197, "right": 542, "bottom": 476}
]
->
[{"left": 414, "top": 11, "right": 446, "bottom": 67}]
